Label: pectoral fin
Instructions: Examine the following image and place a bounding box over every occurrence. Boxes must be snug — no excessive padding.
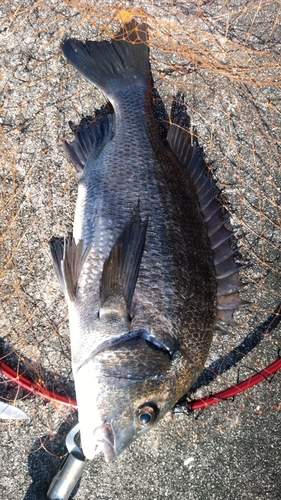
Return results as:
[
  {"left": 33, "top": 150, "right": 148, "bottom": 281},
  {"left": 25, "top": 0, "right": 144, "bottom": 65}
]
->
[{"left": 100, "top": 206, "right": 148, "bottom": 318}]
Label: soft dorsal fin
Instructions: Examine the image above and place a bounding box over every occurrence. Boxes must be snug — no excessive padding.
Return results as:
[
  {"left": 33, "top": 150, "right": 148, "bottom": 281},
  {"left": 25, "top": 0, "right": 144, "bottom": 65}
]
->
[
  {"left": 168, "top": 123, "right": 246, "bottom": 326},
  {"left": 100, "top": 206, "right": 148, "bottom": 319},
  {"left": 49, "top": 234, "right": 89, "bottom": 302},
  {"left": 64, "top": 114, "right": 115, "bottom": 174}
]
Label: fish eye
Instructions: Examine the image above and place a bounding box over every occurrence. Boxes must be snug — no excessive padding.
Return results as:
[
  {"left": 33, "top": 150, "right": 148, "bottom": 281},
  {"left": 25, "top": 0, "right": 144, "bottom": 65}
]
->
[{"left": 135, "top": 404, "right": 158, "bottom": 427}]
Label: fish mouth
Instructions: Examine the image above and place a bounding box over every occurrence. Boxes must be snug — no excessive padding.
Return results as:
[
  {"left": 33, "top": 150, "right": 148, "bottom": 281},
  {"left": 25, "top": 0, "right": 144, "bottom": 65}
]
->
[{"left": 91, "top": 423, "right": 116, "bottom": 463}]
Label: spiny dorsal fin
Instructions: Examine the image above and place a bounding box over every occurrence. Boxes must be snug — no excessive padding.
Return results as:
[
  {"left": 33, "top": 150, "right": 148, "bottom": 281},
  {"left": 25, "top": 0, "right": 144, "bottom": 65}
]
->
[
  {"left": 168, "top": 123, "right": 247, "bottom": 326},
  {"left": 100, "top": 206, "right": 148, "bottom": 318},
  {"left": 49, "top": 234, "right": 89, "bottom": 302},
  {"left": 64, "top": 114, "right": 114, "bottom": 174}
]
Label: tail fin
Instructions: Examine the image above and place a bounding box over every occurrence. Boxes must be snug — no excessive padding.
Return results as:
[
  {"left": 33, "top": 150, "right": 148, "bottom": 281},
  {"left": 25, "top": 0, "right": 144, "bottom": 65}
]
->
[{"left": 62, "top": 20, "right": 149, "bottom": 99}]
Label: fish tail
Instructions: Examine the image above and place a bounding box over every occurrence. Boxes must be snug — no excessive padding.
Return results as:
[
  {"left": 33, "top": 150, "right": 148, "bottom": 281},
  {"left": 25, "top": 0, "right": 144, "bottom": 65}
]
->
[{"left": 62, "top": 20, "right": 149, "bottom": 99}]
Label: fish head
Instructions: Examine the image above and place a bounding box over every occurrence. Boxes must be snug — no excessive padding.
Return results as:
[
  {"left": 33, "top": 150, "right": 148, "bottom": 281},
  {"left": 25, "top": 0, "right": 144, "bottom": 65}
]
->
[{"left": 74, "top": 336, "right": 190, "bottom": 461}]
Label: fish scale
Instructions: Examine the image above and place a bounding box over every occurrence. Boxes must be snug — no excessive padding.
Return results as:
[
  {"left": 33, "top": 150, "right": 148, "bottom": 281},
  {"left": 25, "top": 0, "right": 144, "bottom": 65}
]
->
[{"left": 50, "top": 19, "right": 244, "bottom": 461}]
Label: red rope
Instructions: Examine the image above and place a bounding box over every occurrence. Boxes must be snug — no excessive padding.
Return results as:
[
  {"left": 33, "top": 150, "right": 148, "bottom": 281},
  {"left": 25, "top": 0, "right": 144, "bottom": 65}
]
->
[
  {"left": 1, "top": 356, "right": 280, "bottom": 412},
  {"left": 187, "top": 356, "right": 281, "bottom": 410},
  {"left": 0, "top": 360, "right": 77, "bottom": 409}
]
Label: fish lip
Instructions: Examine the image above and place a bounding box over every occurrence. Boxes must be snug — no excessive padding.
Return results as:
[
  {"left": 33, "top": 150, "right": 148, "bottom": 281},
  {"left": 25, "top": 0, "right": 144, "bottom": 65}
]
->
[{"left": 92, "top": 422, "right": 116, "bottom": 463}]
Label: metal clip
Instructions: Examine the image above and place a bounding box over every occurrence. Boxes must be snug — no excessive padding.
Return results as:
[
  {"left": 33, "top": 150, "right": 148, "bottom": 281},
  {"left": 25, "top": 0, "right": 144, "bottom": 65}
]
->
[{"left": 40, "top": 423, "right": 86, "bottom": 500}]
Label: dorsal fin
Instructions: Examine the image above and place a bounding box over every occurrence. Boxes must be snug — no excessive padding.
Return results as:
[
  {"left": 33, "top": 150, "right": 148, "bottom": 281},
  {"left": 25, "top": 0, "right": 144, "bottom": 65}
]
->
[
  {"left": 49, "top": 234, "right": 89, "bottom": 302},
  {"left": 64, "top": 114, "right": 115, "bottom": 173},
  {"left": 168, "top": 123, "right": 246, "bottom": 326},
  {"left": 100, "top": 205, "right": 148, "bottom": 319}
]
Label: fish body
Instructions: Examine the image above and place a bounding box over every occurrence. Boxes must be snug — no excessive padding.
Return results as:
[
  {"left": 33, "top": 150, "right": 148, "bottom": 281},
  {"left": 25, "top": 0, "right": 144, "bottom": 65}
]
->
[{"left": 50, "top": 21, "right": 243, "bottom": 461}]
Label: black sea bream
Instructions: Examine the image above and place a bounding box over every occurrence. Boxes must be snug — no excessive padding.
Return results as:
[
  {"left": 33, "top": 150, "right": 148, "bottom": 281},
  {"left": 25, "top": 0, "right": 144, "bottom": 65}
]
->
[{"left": 50, "top": 20, "right": 243, "bottom": 461}]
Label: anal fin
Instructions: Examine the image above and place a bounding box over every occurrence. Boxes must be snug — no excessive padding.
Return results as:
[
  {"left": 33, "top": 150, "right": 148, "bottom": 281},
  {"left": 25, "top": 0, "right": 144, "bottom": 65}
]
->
[{"left": 64, "top": 114, "right": 114, "bottom": 174}]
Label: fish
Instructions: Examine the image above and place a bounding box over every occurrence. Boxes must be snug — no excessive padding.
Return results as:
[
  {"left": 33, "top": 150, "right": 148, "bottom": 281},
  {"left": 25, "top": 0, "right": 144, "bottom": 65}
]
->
[{"left": 50, "top": 20, "right": 244, "bottom": 462}]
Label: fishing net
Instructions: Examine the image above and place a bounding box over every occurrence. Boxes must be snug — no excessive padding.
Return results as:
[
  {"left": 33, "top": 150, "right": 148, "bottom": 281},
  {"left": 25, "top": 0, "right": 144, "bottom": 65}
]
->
[{"left": 0, "top": 1, "right": 280, "bottom": 498}]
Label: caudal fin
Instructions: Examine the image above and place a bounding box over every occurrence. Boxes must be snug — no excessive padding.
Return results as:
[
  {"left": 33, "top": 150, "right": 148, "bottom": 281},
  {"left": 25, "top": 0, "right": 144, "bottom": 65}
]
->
[{"left": 62, "top": 20, "right": 149, "bottom": 99}]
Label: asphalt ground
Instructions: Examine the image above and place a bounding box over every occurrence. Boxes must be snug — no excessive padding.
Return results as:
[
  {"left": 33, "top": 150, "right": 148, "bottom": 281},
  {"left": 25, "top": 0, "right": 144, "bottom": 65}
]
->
[{"left": 0, "top": 1, "right": 280, "bottom": 499}]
